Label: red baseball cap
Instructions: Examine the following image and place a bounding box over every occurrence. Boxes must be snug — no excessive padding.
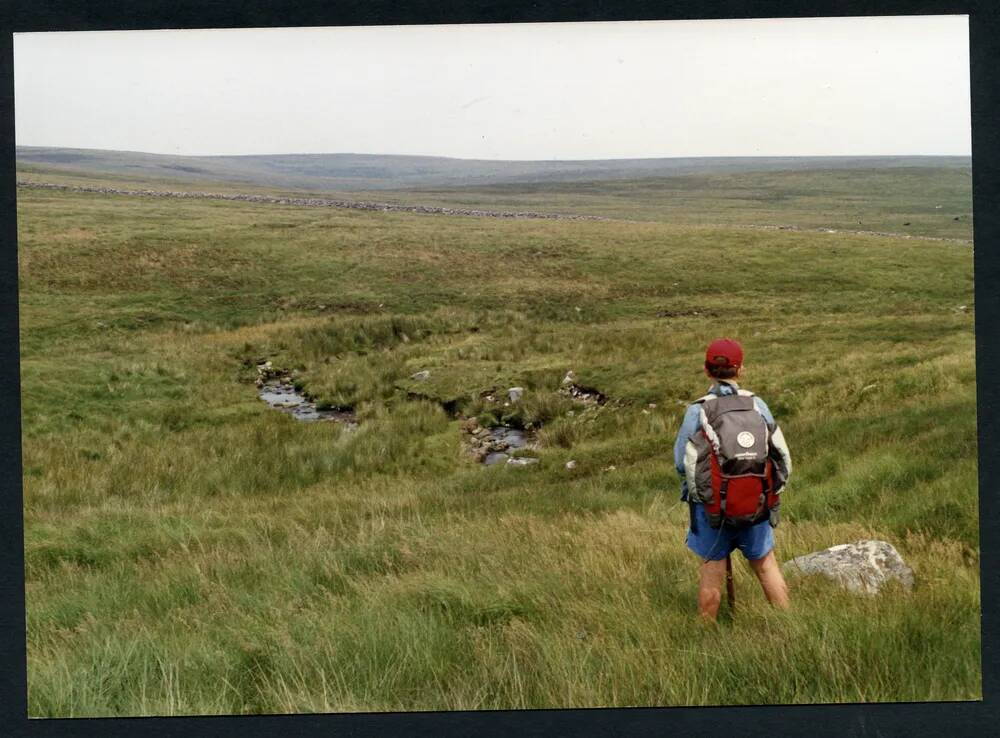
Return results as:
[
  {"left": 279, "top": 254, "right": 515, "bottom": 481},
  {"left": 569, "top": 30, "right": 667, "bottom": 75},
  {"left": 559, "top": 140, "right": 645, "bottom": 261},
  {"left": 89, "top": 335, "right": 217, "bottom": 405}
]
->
[{"left": 705, "top": 338, "right": 744, "bottom": 369}]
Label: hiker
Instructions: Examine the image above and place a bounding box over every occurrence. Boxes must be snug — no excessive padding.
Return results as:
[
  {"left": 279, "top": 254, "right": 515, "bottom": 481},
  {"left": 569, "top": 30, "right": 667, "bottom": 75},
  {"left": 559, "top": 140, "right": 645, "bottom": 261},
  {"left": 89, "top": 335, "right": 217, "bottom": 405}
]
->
[{"left": 673, "top": 338, "right": 792, "bottom": 620}]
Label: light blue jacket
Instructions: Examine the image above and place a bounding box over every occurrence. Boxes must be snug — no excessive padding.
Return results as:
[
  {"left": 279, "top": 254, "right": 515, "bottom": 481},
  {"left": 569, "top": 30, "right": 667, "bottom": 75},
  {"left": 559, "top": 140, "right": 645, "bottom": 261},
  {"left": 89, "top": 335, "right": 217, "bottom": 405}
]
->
[{"left": 672, "top": 380, "right": 777, "bottom": 501}]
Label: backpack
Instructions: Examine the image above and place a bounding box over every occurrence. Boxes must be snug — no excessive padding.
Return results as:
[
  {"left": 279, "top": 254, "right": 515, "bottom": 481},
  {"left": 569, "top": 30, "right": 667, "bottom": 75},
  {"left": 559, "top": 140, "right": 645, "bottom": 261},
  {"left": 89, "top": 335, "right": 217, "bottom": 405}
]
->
[{"left": 683, "top": 388, "right": 788, "bottom": 529}]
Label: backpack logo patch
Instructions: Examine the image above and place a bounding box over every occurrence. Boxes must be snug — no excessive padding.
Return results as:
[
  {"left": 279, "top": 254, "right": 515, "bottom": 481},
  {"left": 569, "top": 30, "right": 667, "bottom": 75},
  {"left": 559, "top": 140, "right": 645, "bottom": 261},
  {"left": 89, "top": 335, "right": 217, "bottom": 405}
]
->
[{"left": 737, "top": 431, "right": 756, "bottom": 448}]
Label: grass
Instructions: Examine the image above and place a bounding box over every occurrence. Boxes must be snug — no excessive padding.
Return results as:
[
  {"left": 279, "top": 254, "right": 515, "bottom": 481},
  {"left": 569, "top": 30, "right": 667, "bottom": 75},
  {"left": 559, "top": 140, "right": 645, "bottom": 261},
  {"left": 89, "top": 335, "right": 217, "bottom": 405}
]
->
[
  {"left": 16, "top": 167, "right": 979, "bottom": 716},
  {"left": 17, "top": 161, "right": 973, "bottom": 240},
  {"left": 377, "top": 166, "right": 974, "bottom": 239}
]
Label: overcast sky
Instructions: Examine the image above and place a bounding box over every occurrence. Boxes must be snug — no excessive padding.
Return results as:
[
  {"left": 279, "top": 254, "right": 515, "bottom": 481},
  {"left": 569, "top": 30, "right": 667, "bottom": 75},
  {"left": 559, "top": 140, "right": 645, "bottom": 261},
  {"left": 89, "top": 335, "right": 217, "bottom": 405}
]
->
[{"left": 14, "top": 16, "right": 970, "bottom": 160}]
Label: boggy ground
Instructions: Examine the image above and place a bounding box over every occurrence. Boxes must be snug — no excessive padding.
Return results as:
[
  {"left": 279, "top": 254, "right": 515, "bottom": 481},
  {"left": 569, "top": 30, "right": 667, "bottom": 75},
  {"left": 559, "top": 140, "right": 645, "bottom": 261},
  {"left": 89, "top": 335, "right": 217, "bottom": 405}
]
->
[{"left": 17, "top": 178, "right": 979, "bottom": 715}]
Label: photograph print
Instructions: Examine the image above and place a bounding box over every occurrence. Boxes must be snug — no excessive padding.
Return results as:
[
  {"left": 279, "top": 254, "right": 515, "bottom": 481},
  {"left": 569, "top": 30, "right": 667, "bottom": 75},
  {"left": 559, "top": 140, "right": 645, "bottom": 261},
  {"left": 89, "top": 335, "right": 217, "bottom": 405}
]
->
[{"left": 13, "top": 15, "right": 978, "bottom": 716}]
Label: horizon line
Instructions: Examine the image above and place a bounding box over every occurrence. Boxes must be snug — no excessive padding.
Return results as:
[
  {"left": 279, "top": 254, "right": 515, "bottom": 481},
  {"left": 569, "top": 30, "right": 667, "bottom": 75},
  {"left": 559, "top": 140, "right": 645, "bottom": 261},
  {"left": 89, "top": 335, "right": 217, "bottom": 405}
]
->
[{"left": 13, "top": 145, "right": 973, "bottom": 163}]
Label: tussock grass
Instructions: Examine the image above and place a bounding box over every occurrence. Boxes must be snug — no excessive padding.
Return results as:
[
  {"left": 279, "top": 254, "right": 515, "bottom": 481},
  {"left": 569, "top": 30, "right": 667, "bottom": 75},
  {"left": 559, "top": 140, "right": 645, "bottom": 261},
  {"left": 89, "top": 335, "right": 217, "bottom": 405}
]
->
[{"left": 17, "top": 177, "right": 978, "bottom": 715}]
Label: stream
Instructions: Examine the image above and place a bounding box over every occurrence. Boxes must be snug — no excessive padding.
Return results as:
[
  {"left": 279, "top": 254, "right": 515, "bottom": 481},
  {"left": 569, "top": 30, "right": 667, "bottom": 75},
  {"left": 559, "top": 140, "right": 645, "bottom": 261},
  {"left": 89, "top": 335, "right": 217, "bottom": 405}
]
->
[
  {"left": 471, "top": 426, "right": 540, "bottom": 466},
  {"left": 258, "top": 380, "right": 358, "bottom": 428}
]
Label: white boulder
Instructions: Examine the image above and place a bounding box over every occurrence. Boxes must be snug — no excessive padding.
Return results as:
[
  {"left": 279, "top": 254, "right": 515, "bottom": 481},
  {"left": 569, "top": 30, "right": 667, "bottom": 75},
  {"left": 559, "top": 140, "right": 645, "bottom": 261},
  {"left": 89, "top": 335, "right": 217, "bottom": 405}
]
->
[{"left": 782, "top": 540, "right": 914, "bottom": 595}]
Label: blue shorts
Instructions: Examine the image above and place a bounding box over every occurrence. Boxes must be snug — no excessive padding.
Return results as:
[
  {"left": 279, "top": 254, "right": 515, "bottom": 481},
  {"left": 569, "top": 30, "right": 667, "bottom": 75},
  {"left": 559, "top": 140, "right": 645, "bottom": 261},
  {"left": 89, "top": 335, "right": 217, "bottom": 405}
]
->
[{"left": 686, "top": 503, "right": 774, "bottom": 561}]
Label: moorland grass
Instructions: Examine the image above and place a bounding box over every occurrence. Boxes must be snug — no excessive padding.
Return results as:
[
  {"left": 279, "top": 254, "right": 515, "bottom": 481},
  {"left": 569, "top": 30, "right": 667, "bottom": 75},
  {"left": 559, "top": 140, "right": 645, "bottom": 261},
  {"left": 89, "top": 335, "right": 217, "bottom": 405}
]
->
[
  {"left": 17, "top": 162, "right": 973, "bottom": 240},
  {"left": 17, "top": 180, "right": 978, "bottom": 715},
  {"left": 379, "top": 166, "right": 974, "bottom": 239}
]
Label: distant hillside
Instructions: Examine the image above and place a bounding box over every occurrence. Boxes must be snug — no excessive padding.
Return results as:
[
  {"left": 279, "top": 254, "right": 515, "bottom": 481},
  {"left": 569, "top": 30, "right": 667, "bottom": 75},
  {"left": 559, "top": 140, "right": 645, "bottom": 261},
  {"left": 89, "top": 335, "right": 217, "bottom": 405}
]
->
[{"left": 15, "top": 146, "right": 971, "bottom": 192}]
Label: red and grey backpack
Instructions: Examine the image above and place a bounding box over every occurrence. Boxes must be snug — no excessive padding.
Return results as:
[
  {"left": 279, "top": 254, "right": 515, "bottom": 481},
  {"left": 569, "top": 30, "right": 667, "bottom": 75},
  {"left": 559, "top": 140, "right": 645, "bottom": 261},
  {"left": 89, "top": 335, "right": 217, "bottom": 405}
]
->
[{"left": 683, "top": 387, "right": 790, "bottom": 529}]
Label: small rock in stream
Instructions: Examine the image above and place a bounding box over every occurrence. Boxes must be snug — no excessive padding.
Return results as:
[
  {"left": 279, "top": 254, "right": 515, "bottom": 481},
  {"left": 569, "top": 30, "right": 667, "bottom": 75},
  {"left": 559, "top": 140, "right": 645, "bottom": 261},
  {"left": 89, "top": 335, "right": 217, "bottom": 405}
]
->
[{"left": 506, "top": 457, "right": 539, "bottom": 467}]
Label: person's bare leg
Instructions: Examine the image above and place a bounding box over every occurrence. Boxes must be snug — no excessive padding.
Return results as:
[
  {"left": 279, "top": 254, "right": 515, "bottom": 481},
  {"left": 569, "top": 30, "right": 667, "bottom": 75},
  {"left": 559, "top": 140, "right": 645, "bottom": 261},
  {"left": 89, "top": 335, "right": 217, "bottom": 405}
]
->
[
  {"left": 747, "top": 550, "right": 790, "bottom": 609},
  {"left": 698, "top": 558, "right": 728, "bottom": 620}
]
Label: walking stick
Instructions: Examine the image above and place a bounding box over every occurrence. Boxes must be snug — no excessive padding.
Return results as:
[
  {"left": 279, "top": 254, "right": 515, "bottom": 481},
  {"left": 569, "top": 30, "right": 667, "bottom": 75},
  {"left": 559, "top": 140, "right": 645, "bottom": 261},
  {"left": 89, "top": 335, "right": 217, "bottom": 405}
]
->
[{"left": 726, "top": 553, "right": 735, "bottom": 612}]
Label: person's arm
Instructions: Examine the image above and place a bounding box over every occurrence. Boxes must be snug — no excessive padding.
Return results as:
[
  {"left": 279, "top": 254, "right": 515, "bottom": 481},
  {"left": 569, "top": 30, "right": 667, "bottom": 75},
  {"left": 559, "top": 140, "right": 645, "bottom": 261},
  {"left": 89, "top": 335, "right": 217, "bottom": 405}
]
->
[
  {"left": 756, "top": 397, "right": 792, "bottom": 489},
  {"left": 673, "top": 404, "right": 702, "bottom": 500}
]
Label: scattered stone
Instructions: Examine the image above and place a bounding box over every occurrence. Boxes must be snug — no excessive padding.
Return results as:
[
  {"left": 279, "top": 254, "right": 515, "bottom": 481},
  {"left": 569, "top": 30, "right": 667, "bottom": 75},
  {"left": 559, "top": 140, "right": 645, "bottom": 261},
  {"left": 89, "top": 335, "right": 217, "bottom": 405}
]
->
[
  {"left": 604, "top": 465, "right": 617, "bottom": 472},
  {"left": 859, "top": 383, "right": 879, "bottom": 394},
  {"left": 782, "top": 540, "right": 914, "bottom": 595},
  {"left": 958, "top": 305, "right": 968, "bottom": 311},
  {"left": 648, "top": 403, "right": 657, "bottom": 409},
  {"left": 256, "top": 360, "right": 286, "bottom": 385},
  {"left": 506, "top": 457, "right": 539, "bottom": 467},
  {"left": 565, "top": 460, "right": 577, "bottom": 470},
  {"left": 508, "top": 387, "right": 524, "bottom": 403},
  {"left": 410, "top": 370, "right": 430, "bottom": 381},
  {"left": 656, "top": 308, "right": 719, "bottom": 319},
  {"left": 560, "top": 381, "right": 606, "bottom": 407},
  {"left": 462, "top": 422, "right": 540, "bottom": 466},
  {"left": 723, "top": 222, "right": 967, "bottom": 244},
  {"left": 562, "top": 370, "right": 576, "bottom": 386},
  {"left": 16, "top": 181, "right": 610, "bottom": 221}
]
